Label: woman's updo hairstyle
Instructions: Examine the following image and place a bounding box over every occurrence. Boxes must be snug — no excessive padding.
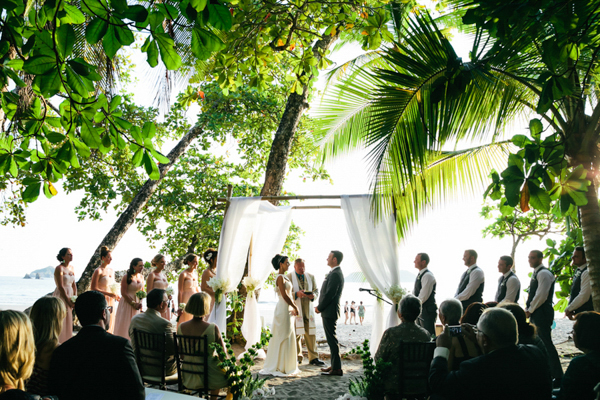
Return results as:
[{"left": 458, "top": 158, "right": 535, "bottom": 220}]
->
[
  {"left": 203, "top": 249, "right": 217, "bottom": 265},
  {"left": 151, "top": 254, "right": 165, "bottom": 267},
  {"left": 183, "top": 253, "right": 198, "bottom": 266},
  {"left": 100, "top": 246, "right": 111, "bottom": 259},
  {"left": 271, "top": 254, "right": 287, "bottom": 271},
  {"left": 56, "top": 248, "right": 70, "bottom": 262},
  {"left": 126, "top": 257, "right": 143, "bottom": 284}
]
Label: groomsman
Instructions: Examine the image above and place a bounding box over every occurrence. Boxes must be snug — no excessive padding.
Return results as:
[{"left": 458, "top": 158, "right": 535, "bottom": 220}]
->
[
  {"left": 495, "top": 256, "right": 521, "bottom": 303},
  {"left": 525, "top": 250, "right": 563, "bottom": 384},
  {"left": 315, "top": 250, "right": 345, "bottom": 376},
  {"left": 454, "top": 249, "right": 485, "bottom": 310},
  {"left": 291, "top": 258, "right": 326, "bottom": 366},
  {"left": 565, "top": 246, "right": 593, "bottom": 318},
  {"left": 413, "top": 253, "right": 437, "bottom": 336}
]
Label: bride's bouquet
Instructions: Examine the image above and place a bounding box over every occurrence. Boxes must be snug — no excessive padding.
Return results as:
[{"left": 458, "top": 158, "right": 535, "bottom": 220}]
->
[
  {"left": 208, "top": 277, "right": 231, "bottom": 303},
  {"left": 242, "top": 276, "right": 261, "bottom": 297},
  {"left": 385, "top": 285, "right": 407, "bottom": 305}
]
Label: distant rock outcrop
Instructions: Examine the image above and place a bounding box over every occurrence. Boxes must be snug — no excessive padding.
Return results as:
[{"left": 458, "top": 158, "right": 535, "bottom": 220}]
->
[
  {"left": 23, "top": 273, "right": 32, "bottom": 279},
  {"left": 28, "top": 266, "right": 55, "bottom": 279}
]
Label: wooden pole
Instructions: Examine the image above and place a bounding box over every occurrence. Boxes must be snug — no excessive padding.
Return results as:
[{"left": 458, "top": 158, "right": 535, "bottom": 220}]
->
[
  {"left": 291, "top": 205, "right": 341, "bottom": 210},
  {"left": 217, "top": 194, "right": 344, "bottom": 203},
  {"left": 223, "top": 184, "right": 233, "bottom": 216}
]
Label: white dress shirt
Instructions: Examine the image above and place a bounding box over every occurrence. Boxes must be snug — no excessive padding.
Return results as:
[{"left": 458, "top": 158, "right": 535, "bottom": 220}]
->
[
  {"left": 496, "top": 271, "right": 521, "bottom": 303},
  {"left": 416, "top": 267, "right": 436, "bottom": 304},
  {"left": 565, "top": 264, "right": 591, "bottom": 313},
  {"left": 525, "top": 265, "right": 554, "bottom": 313},
  {"left": 455, "top": 264, "right": 485, "bottom": 301}
]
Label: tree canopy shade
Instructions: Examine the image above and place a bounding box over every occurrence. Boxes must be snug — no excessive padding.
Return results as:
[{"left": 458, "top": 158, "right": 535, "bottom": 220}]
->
[{"left": 316, "top": 1, "right": 600, "bottom": 310}]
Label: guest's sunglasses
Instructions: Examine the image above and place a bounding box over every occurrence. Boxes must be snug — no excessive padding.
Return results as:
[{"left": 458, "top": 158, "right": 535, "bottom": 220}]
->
[{"left": 106, "top": 306, "right": 114, "bottom": 313}]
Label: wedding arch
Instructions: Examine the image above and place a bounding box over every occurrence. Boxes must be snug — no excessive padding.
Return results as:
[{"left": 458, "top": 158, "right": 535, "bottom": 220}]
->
[{"left": 206, "top": 190, "right": 405, "bottom": 355}]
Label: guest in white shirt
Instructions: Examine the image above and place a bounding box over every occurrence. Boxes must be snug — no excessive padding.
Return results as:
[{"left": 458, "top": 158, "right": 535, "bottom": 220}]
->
[
  {"left": 495, "top": 256, "right": 521, "bottom": 303},
  {"left": 455, "top": 250, "right": 485, "bottom": 310},
  {"left": 524, "top": 250, "right": 563, "bottom": 384},
  {"left": 413, "top": 253, "right": 437, "bottom": 336},
  {"left": 565, "top": 246, "right": 593, "bottom": 318}
]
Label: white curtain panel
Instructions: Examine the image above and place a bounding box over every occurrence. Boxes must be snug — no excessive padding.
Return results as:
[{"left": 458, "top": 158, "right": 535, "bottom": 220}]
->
[
  {"left": 241, "top": 202, "right": 293, "bottom": 356},
  {"left": 209, "top": 197, "right": 261, "bottom": 334},
  {"left": 340, "top": 195, "right": 401, "bottom": 354},
  {"left": 370, "top": 299, "right": 386, "bottom": 355}
]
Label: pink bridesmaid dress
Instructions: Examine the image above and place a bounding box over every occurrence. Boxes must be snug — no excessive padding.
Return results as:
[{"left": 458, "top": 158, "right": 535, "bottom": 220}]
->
[
  {"left": 52, "top": 271, "right": 75, "bottom": 343},
  {"left": 97, "top": 273, "right": 117, "bottom": 333},
  {"left": 151, "top": 274, "right": 172, "bottom": 321},
  {"left": 113, "top": 278, "right": 143, "bottom": 340}
]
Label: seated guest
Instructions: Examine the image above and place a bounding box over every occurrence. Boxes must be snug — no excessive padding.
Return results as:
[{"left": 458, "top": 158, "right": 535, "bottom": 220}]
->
[
  {"left": 460, "top": 302, "right": 487, "bottom": 325},
  {"left": 0, "top": 311, "right": 35, "bottom": 398},
  {"left": 438, "top": 299, "right": 481, "bottom": 371},
  {"left": 27, "top": 297, "right": 66, "bottom": 397},
  {"left": 375, "top": 295, "right": 431, "bottom": 398},
  {"left": 430, "top": 308, "right": 552, "bottom": 400},
  {"left": 178, "top": 293, "right": 228, "bottom": 399},
  {"left": 499, "top": 302, "right": 547, "bottom": 358},
  {"left": 129, "top": 288, "right": 176, "bottom": 378},
  {"left": 49, "top": 290, "right": 144, "bottom": 400},
  {"left": 559, "top": 311, "right": 600, "bottom": 400}
]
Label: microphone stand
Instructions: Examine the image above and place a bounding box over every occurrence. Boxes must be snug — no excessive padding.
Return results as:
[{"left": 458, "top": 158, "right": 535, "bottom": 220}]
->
[{"left": 359, "top": 288, "right": 393, "bottom": 306}]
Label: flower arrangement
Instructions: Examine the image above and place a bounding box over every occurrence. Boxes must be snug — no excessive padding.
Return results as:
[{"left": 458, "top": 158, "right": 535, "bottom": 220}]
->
[
  {"left": 346, "top": 340, "right": 392, "bottom": 400},
  {"left": 135, "top": 290, "right": 147, "bottom": 300},
  {"left": 210, "top": 332, "right": 273, "bottom": 400},
  {"left": 70, "top": 295, "right": 77, "bottom": 304},
  {"left": 242, "top": 276, "right": 261, "bottom": 297},
  {"left": 385, "top": 285, "right": 407, "bottom": 305},
  {"left": 208, "top": 277, "right": 231, "bottom": 303},
  {"left": 176, "top": 303, "right": 186, "bottom": 322},
  {"left": 165, "top": 286, "right": 174, "bottom": 296},
  {"left": 109, "top": 283, "right": 119, "bottom": 295}
]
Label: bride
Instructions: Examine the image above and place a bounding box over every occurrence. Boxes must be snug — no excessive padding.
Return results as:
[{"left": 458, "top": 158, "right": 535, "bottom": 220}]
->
[{"left": 259, "top": 254, "right": 300, "bottom": 376}]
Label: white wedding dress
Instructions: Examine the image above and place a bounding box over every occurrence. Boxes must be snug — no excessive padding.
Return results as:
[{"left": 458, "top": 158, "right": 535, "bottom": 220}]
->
[{"left": 259, "top": 274, "right": 300, "bottom": 376}]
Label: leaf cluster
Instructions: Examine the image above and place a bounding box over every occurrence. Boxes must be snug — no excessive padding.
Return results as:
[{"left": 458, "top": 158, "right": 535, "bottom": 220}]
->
[
  {"left": 544, "top": 227, "right": 583, "bottom": 312},
  {"left": 347, "top": 339, "right": 391, "bottom": 400}
]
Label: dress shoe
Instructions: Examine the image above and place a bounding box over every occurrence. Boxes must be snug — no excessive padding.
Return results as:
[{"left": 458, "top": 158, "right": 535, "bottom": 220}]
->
[
  {"left": 320, "top": 366, "right": 332, "bottom": 373},
  {"left": 310, "top": 358, "right": 326, "bottom": 367},
  {"left": 321, "top": 369, "right": 343, "bottom": 376}
]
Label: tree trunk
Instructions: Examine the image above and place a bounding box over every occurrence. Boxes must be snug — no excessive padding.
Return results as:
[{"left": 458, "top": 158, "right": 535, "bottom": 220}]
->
[
  {"left": 260, "top": 32, "right": 340, "bottom": 201},
  {"left": 76, "top": 124, "right": 204, "bottom": 294},
  {"left": 580, "top": 179, "right": 600, "bottom": 311}
]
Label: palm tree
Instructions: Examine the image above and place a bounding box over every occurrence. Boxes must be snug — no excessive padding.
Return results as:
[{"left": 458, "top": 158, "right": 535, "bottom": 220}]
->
[{"left": 316, "top": 4, "right": 600, "bottom": 310}]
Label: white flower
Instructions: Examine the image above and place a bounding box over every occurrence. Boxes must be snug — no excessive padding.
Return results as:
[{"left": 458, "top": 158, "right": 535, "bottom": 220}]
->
[
  {"left": 109, "top": 283, "right": 119, "bottom": 295},
  {"left": 242, "top": 276, "right": 261, "bottom": 292},
  {"left": 70, "top": 296, "right": 77, "bottom": 303},
  {"left": 268, "top": 387, "right": 276, "bottom": 396},
  {"left": 252, "top": 388, "right": 265, "bottom": 397},
  {"left": 165, "top": 286, "right": 174, "bottom": 296},
  {"left": 385, "top": 284, "right": 407, "bottom": 304},
  {"left": 207, "top": 277, "right": 231, "bottom": 292}
]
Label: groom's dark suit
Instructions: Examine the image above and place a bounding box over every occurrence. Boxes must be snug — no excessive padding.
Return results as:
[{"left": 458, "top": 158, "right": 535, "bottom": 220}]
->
[
  {"left": 49, "top": 325, "right": 145, "bottom": 400},
  {"left": 317, "top": 266, "right": 344, "bottom": 370}
]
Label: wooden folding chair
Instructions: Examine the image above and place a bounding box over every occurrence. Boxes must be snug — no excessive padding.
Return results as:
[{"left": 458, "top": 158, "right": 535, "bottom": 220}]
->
[
  {"left": 386, "top": 341, "right": 436, "bottom": 400},
  {"left": 132, "top": 329, "right": 178, "bottom": 390}
]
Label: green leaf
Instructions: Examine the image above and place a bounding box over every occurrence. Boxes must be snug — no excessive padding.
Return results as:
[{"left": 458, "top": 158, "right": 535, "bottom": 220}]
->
[
  {"left": 5, "top": 59, "right": 24, "bottom": 70},
  {"left": 36, "top": 70, "right": 62, "bottom": 97},
  {"left": 113, "top": 17, "right": 135, "bottom": 46},
  {"left": 65, "top": 65, "right": 91, "bottom": 97},
  {"left": 72, "top": 137, "right": 91, "bottom": 158},
  {"left": 528, "top": 182, "right": 551, "bottom": 213},
  {"left": 22, "top": 182, "right": 42, "bottom": 202},
  {"left": 142, "top": 150, "right": 160, "bottom": 179},
  {"left": 132, "top": 147, "right": 144, "bottom": 166},
  {"left": 86, "top": 18, "right": 109, "bottom": 45},
  {"left": 189, "top": 0, "right": 207, "bottom": 12},
  {"left": 102, "top": 26, "right": 121, "bottom": 59},
  {"left": 152, "top": 33, "right": 182, "bottom": 70},
  {"left": 81, "top": 0, "right": 108, "bottom": 17},
  {"left": 529, "top": 119, "right": 543, "bottom": 140},
  {"left": 56, "top": 23, "right": 75, "bottom": 59},
  {"left": 146, "top": 40, "right": 159, "bottom": 67},
  {"left": 46, "top": 131, "right": 66, "bottom": 144},
  {"left": 142, "top": 122, "right": 156, "bottom": 139},
  {"left": 109, "top": 0, "right": 127, "bottom": 13},
  {"left": 207, "top": 4, "right": 232, "bottom": 31},
  {"left": 62, "top": 4, "right": 86, "bottom": 24},
  {"left": 109, "top": 95, "right": 122, "bottom": 112},
  {"left": 151, "top": 148, "right": 170, "bottom": 164},
  {"left": 23, "top": 55, "right": 56, "bottom": 74},
  {"left": 123, "top": 5, "right": 148, "bottom": 22},
  {"left": 81, "top": 118, "right": 102, "bottom": 148}
]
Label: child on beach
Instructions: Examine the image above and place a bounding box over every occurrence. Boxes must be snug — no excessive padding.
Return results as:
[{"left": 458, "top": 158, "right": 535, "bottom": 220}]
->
[{"left": 358, "top": 301, "right": 365, "bottom": 325}]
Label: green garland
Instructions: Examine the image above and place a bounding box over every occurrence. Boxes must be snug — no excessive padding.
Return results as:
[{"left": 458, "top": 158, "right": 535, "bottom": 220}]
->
[{"left": 347, "top": 340, "right": 391, "bottom": 400}]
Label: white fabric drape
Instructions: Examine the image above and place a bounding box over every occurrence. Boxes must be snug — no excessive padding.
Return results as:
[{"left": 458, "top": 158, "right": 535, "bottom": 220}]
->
[
  {"left": 340, "top": 195, "right": 401, "bottom": 355},
  {"left": 240, "top": 202, "right": 293, "bottom": 357},
  {"left": 208, "top": 197, "right": 261, "bottom": 333}
]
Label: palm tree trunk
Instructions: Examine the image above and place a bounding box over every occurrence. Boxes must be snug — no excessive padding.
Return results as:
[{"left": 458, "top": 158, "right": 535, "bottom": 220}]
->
[
  {"left": 580, "top": 179, "right": 600, "bottom": 311},
  {"left": 260, "top": 32, "right": 340, "bottom": 200},
  {"left": 76, "top": 124, "right": 204, "bottom": 294}
]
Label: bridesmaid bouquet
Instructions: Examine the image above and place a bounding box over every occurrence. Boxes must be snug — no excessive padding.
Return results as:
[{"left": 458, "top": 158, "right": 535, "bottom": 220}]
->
[
  {"left": 165, "top": 286, "right": 174, "bottom": 296},
  {"left": 70, "top": 295, "right": 77, "bottom": 303},
  {"left": 208, "top": 277, "right": 230, "bottom": 303},
  {"left": 176, "top": 303, "right": 186, "bottom": 322},
  {"left": 242, "top": 276, "right": 261, "bottom": 297},
  {"left": 109, "top": 283, "right": 119, "bottom": 295},
  {"left": 135, "top": 290, "right": 147, "bottom": 300}
]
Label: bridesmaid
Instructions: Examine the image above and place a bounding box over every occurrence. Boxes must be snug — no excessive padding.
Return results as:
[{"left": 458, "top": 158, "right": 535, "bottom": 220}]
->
[
  {"left": 177, "top": 253, "right": 200, "bottom": 327},
  {"left": 90, "top": 246, "right": 121, "bottom": 333},
  {"left": 200, "top": 248, "right": 218, "bottom": 316},
  {"left": 113, "top": 258, "right": 144, "bottom": 340},
  {"left": 52, "top": 248, "right": 76, "bottom": 343},
  {"left": 147, "top": 254, "right": 172, "bottom": 321}
]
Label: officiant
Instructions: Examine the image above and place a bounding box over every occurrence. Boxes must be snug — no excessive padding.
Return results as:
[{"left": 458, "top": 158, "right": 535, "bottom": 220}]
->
[{"left": 292, "top": 258, "right": 326, "bottom": 367}]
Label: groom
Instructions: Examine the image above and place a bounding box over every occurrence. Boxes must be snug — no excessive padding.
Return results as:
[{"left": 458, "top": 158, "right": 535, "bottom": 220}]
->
[{"left": 315, "top": 250, "right": 345, "bottom": 376}]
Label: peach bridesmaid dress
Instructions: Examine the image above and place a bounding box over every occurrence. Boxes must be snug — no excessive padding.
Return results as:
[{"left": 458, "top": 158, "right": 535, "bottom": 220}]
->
[
  {"left": 97, "top": 272, "right": 118, "bottom": 333},
  {"left": 113, "top": 278, "right": 143, "bottom": 340},
  {"left": 52, "top": 270, "right": 75, "bottom": 343},
  {"left": 178, "top": 274, "right": 199, "bottom": 326}
]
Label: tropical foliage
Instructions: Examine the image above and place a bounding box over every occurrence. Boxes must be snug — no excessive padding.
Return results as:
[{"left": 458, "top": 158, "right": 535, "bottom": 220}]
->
[
  {"left": 347, "top": 339, "right": 391, "bottom": 400},
  {"left": 317, "top": 0, "right": 600, "bottom": 309}
]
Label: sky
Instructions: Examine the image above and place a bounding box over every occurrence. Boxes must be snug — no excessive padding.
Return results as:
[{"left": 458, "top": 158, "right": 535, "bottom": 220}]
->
[{"left": 0, "top": 24, "right": 570, "bottom": 305}]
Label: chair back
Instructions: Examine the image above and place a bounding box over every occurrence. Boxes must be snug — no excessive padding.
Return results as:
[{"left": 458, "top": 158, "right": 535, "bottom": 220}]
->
[
  {"left": 397, "top": 341, "right": 436, "bottom": 397},
  {"left": 173, "top": 333, "right": 210, "bottom": 395},
  {"left": 132, "top": 329, "right": 168, "bottom": 387}
]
